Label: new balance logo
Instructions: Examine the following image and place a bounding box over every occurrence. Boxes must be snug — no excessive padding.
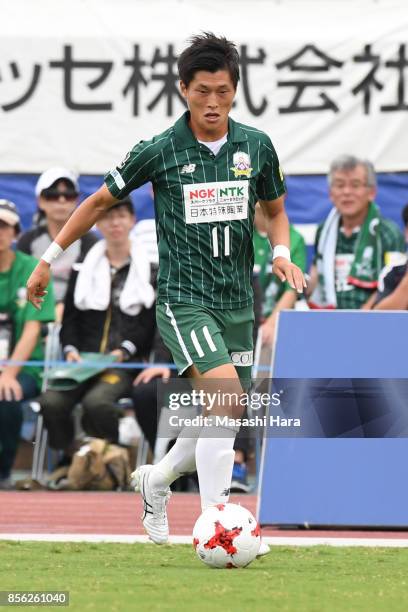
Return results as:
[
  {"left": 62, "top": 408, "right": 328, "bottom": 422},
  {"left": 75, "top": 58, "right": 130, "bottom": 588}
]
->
[{"left": 181, "top": 164, "right": 196, "bottom": 174}]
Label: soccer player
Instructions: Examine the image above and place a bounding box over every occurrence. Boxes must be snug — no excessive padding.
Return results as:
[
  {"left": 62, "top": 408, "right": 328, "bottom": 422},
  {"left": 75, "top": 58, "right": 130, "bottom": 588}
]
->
[{"left": 27, "top": 33, "right": 306, "bottom": 544}]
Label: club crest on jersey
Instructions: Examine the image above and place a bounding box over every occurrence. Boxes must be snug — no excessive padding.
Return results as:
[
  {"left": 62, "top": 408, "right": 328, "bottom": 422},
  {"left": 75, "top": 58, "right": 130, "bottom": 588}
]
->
[
  {"left": 181, "top": 164, "right": 196, "bottom": 174},
  {"left": 230, "top": 151, "right": 252, "bottom": 178}
]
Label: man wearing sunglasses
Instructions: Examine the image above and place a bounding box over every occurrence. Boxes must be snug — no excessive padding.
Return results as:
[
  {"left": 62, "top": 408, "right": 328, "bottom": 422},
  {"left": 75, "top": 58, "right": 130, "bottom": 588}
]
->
[{"left": 17, "top": 168, "right": 98, "bottom": 321}]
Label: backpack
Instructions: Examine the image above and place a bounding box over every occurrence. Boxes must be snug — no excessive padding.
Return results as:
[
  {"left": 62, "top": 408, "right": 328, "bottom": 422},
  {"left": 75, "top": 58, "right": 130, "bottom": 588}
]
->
[{"left": 48, "top": 438, "right": 131, "bottom": 491}]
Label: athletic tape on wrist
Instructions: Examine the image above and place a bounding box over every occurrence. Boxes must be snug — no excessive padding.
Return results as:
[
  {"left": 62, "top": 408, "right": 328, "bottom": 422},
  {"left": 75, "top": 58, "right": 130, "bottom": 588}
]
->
[
  {"left": 42, "top": 241, "right": 63, "bottom": 264},
  {"left": 272, "top": 244, "right": 291, "bottom": 262}
]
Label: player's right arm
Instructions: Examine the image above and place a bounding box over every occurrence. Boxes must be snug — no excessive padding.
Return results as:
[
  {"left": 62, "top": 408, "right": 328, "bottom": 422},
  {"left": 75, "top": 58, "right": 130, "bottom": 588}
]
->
[{"left": 27, "top": 184, "right": 117, "bottom": 308}]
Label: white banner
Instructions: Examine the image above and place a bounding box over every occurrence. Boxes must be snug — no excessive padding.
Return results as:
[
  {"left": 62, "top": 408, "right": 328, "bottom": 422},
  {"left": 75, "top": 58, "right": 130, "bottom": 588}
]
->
[{"left": 1, "top": 0, "right": 408, "bottom": 174}]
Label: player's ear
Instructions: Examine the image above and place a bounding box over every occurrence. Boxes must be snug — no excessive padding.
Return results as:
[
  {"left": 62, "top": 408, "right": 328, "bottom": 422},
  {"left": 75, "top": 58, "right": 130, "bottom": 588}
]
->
[
  {"left": 368, "top": 185, "right": 377, "bottom": 201},
  {"left": 179, "top": 80, "right": 188, "bottom": 98}
]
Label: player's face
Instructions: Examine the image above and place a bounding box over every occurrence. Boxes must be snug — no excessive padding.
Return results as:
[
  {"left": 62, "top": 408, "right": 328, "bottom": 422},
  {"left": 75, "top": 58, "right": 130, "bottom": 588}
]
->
[
  {"left": 180, "top": 70, "right": 236, "bottom": 141},
  {"left": 330, "top": 165, "right": 376, "bottom": 222},
  {"left": 97, "top": 207, "right": 135, "bottom": 245}
]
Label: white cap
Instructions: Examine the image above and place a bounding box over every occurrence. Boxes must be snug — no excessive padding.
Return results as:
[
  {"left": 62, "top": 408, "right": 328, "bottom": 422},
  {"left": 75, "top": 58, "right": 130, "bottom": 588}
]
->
[
  {"left": 35, "top": 167, "right": 79, "bottom": 197},
  {"left": 0, "top": 199, "right": 20, "bottom": 230}
]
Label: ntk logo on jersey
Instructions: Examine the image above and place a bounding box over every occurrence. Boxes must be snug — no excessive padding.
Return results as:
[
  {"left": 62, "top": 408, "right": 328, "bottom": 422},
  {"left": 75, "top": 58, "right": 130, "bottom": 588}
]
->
[
  {"left": 183, "top": 180, "right": 249, "bottom": 224},
  {"left": 230, "top": 151, "right": 253, "bottom": 178}
]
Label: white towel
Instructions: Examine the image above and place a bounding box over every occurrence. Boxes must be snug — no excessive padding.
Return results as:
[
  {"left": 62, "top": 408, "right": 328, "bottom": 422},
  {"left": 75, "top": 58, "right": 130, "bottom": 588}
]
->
[
  {"left": 309, "top": 207, "right": 340, "bottom": 308},
  {"left": 74, "top": 237, "right": 155, "bottom": 315},
  {"left": 130, "top": 218, "right": 159, "bottom": 265}
]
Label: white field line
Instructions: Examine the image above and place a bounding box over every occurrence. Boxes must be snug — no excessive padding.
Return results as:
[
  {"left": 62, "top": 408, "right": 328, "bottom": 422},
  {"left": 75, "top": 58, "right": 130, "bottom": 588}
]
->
[{"left": 0, "top": 533, "right": 408, "bottom": 547}]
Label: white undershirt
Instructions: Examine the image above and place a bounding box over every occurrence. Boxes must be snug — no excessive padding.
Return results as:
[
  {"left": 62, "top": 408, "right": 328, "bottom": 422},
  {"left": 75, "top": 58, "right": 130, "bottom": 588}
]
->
[{"left": 198, "top": 134, "right": 228, "bottom": 156}]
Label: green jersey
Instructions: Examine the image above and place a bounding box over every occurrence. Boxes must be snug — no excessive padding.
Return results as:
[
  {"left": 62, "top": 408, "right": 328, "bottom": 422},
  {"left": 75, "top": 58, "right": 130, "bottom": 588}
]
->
[
  {"left": 105, "top": 112, "right": 285, "bottom": 310},
  {"left": 253, "top": 229, "right": 271, "bottom": 289},
  {"left": 0, "top": 251, "right": 55, "bottom": 387}
]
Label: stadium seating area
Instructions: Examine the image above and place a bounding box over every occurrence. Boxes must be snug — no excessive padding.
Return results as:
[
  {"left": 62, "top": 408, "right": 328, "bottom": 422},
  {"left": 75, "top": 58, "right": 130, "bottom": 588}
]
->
[{"left": 2, "top": 164, "right": 407, "bottom": 492}]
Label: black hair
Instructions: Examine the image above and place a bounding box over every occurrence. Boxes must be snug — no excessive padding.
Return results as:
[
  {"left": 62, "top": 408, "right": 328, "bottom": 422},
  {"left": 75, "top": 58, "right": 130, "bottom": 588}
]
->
[
  {"left": 402, "top": 203, "right": 408, "bottom": 228},
  {"left": 108, "top": 197, "right": 134, "bottom": 215},
  {"left": 48, "top": 177, "right": 77, "bottom": 193},
  {"left": 177, "top": 32, "right": 240, "bottom": 88}
]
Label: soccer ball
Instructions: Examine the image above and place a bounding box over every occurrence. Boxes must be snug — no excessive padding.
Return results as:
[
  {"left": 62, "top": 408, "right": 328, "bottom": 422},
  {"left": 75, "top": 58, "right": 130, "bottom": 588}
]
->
[{"left": 192, "top": 503, "right": 261, "bottom": 568}]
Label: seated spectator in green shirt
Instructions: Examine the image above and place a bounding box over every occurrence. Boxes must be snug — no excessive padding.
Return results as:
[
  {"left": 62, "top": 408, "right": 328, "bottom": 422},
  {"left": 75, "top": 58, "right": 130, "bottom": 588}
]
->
[
  {"left": 253, "top": 203, "right": 307, "bottom": 346},
  {"left": 0, "top": 200, "right": 55, "bottom": 489}
]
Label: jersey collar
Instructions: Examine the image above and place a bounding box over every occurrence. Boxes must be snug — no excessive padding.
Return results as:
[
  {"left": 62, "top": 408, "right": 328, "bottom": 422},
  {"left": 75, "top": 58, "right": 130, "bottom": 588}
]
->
[{"left": 174, "top": 112, "right": 248, "bottom": 151}]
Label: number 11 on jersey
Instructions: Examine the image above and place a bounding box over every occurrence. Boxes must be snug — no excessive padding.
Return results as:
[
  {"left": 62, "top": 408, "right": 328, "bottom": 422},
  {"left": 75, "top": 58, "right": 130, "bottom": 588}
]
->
[{"left": 212, "top": 226, "right": 230, "bottom": 258}]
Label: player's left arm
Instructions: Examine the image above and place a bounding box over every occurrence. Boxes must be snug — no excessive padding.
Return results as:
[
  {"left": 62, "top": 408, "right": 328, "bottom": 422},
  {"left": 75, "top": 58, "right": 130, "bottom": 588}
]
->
[{"left": 258, "top": 197, "right": 306, "bottom": 293}]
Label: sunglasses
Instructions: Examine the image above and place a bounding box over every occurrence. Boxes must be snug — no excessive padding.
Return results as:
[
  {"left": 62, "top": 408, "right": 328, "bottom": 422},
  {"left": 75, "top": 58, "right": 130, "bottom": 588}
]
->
[{"left": 41, "top": 189, "right": 78, "bottom": 202}]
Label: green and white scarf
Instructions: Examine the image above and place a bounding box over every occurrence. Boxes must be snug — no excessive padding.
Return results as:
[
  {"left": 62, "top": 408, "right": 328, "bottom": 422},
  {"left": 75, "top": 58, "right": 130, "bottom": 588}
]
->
[{"left": 310, "top": 202, "right": 382, "bottom": 308}]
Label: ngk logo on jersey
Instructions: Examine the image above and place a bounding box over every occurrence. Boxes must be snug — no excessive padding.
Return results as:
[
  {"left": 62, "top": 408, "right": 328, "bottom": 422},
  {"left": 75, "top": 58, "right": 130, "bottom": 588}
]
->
[{"left": 183, "top": 180, "right": 249, "bottom": 224}]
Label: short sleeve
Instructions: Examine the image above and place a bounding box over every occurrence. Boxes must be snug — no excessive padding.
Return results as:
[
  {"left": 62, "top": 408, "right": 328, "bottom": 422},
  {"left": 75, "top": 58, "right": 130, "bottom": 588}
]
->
[
  {"left": 104, "top": 139, "right": 159, "bottom": 199},
  {"left": 256, "top": 135, "right": 286, "bottom": 201},
  {"left": 376, "top": 264, "right": 407, "bottom": 303}
]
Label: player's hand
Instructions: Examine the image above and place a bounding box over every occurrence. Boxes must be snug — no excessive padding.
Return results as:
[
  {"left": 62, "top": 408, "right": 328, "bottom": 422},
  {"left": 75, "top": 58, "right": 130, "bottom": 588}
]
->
[
  {"left": 272, "top": 258, "right": 307, "bottom": 293},
  {"left": 0, "top": 371, "right": 23, "bottom": 401},
  {"left": 26, "top": 260, "right": 51, "bottom": 310},
  {"left": 133, "top": 366, "right": 171, "bottom": 386}
]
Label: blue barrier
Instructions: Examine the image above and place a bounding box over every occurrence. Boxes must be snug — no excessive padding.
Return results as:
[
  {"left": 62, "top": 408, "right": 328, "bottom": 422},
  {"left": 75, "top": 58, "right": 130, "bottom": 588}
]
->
[{"left": 258, "top": 311, "right": 408, "bottom": 528}]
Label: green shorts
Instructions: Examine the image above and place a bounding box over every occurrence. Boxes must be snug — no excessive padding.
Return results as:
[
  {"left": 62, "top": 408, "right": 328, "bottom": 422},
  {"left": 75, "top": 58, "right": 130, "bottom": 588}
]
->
[{"left": 156, "top": 303, "right": 254, "bottom": 379}]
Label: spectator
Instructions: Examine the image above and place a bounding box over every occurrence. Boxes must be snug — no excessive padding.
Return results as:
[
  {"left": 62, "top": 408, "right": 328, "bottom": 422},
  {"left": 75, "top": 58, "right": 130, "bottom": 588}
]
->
[
  {"left": 39, "top": 199, "right": 156, "bottom": 459},
  {"left": 255, "top": 203, "right": 307, "bottom": 346},
  {"left": 131, "top": 329, "right": 173, "bottom": 454},
  {"left": 0, "top": 200, "right": 55, "bottom": 489},
  {"left": 374, "top": 203, "right": 408, "bottom": 310},
  {"left": 308, "top": 155, "right": 405, "bottom": 309},
  {"left": 17, "top": 168, "right": 98, "bottom": 321},
  {"left": 228, "top": 208, "right": 306, "bottom": 493},
  {"left": 130, "top": 217, "right": 159, "bottom": 290},
  {"left": 227, "top": 205, "right": 289, "bottom": 492}
]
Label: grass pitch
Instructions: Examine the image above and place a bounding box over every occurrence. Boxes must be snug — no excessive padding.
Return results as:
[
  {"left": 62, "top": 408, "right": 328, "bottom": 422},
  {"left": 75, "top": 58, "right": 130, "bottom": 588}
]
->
[{"left": 1, "top": 541, "right": 408, "bottom": 611}]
